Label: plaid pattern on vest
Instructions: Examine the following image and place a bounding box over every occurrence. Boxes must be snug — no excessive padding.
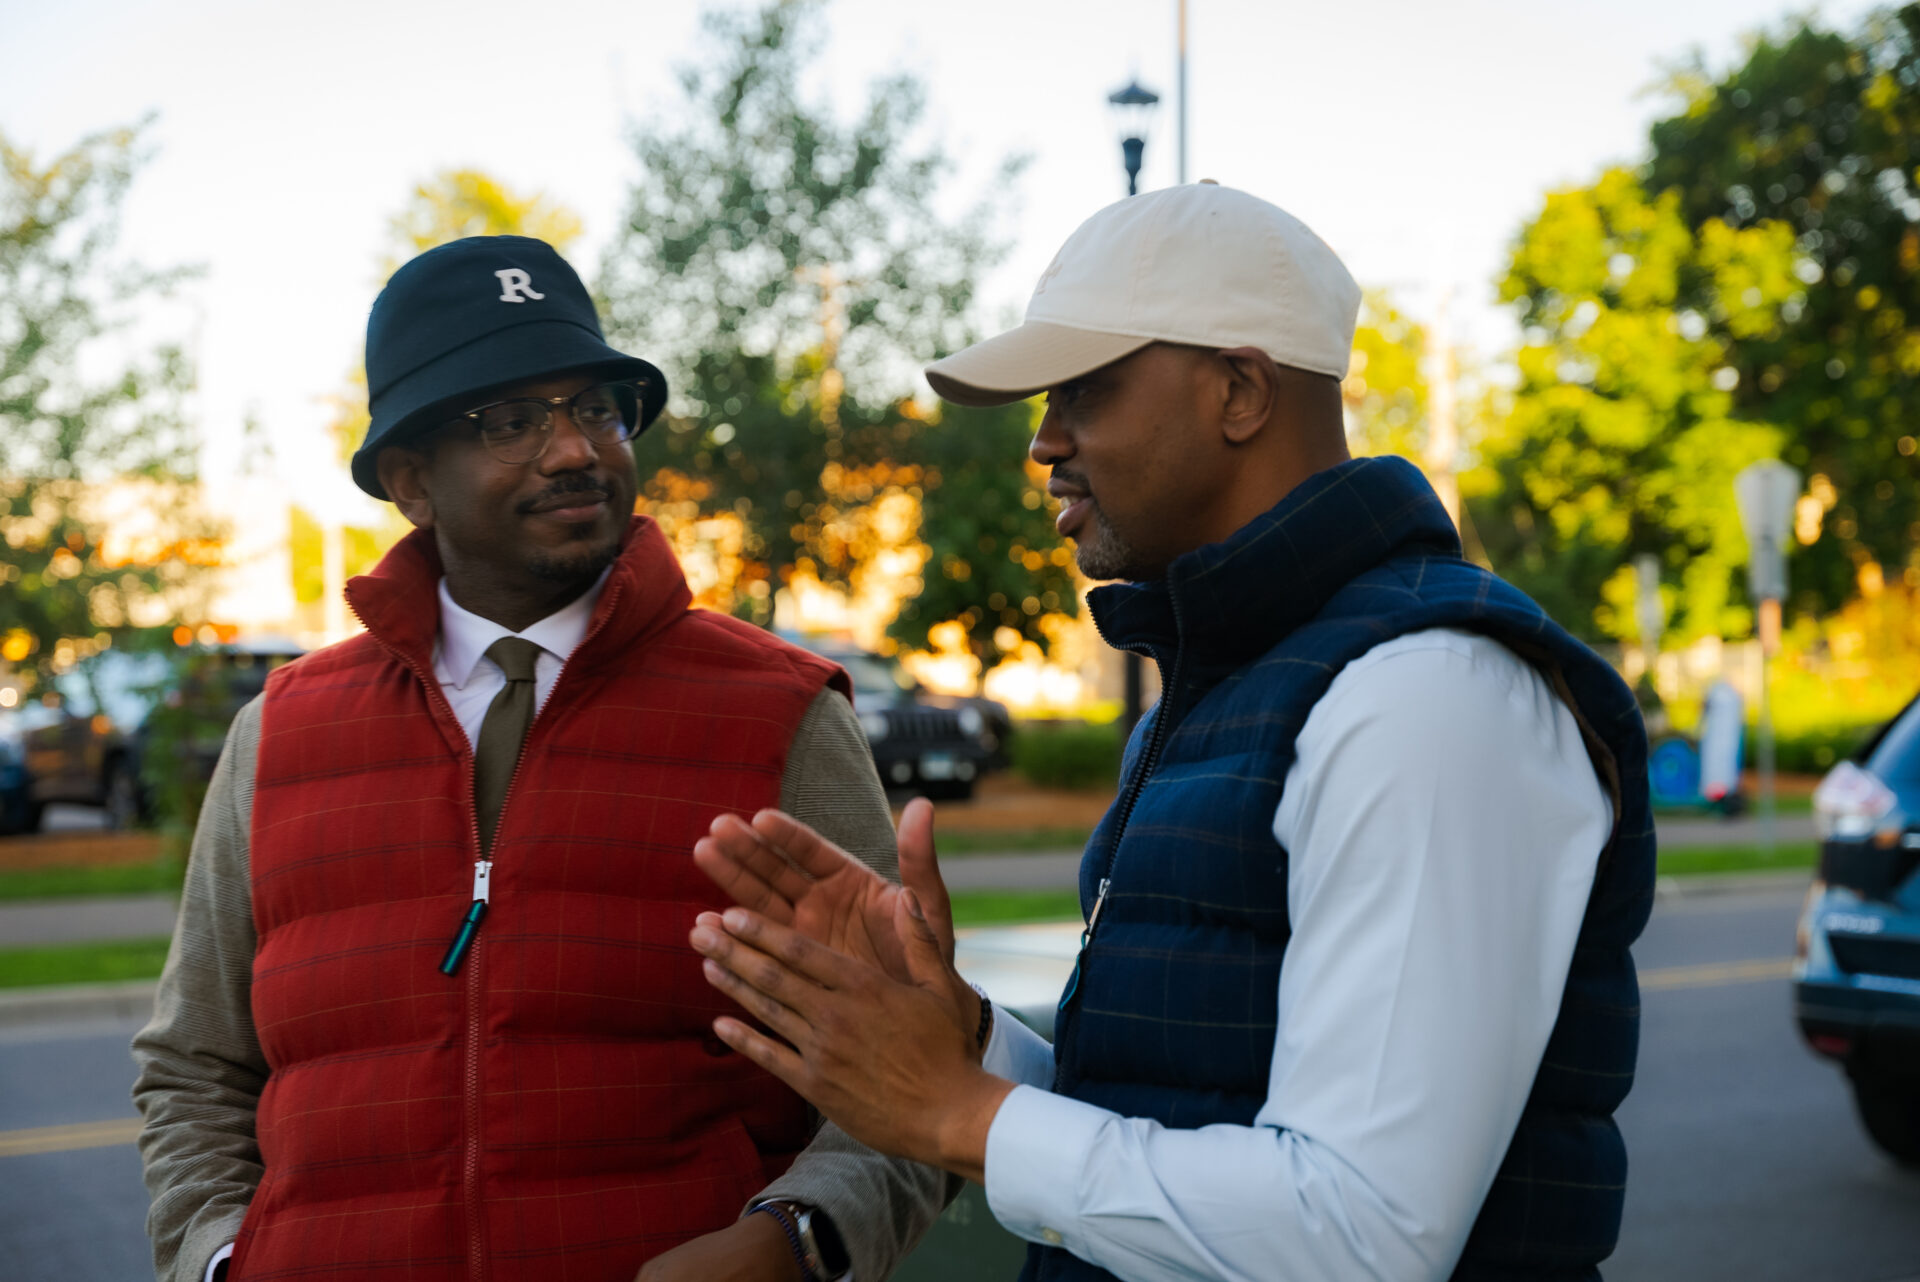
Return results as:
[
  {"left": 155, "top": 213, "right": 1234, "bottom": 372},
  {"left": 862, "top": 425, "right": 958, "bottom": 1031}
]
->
[
  {"left": 233, "top": 519, "right": 845, "bottom": 1282},
  {"left": 1027, "top": 458, "right": 1654, "bottom": 1282}
]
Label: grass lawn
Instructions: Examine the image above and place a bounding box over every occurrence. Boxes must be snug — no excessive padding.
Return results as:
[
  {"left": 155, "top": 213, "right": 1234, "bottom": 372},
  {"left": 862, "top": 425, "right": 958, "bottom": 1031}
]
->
[
  {"left": 939, "top": 828, "right": 1093, "bottom": 855},
  {"left": 0, "top": 936, "right": 173, "bottom": 989},
  {"left": 0, "top": 860, "right": 181, "bottom": 902},
  {"left": 1656, "top": 842, "right": 1817, "bottom": 878},
  {"left": 949, "top": 889, "right": 1083, "bottom": 927}
]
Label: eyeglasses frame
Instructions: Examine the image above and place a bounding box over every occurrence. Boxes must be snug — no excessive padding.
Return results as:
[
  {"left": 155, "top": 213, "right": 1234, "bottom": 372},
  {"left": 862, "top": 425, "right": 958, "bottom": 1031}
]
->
[{"left": 439, "top": 378, "right": 655, "bottom": 465}]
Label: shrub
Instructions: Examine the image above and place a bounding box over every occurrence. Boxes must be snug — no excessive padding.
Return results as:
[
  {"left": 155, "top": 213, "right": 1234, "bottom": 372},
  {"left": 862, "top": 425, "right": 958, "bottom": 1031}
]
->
[{"left": 1009, "top": 721, "right": 1123, "bottom": 791}]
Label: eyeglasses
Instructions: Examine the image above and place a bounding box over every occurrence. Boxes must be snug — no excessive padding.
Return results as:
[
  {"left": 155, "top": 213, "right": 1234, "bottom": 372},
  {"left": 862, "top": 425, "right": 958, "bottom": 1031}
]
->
[{"left": 442, "top": 380, "right": 649, "bottom": 465}]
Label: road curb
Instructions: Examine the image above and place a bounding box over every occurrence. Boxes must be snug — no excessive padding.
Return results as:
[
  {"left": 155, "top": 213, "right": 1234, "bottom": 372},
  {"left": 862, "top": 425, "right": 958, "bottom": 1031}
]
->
[{"left": 0, "top": 979, "right": 156, "bottom": 1028}]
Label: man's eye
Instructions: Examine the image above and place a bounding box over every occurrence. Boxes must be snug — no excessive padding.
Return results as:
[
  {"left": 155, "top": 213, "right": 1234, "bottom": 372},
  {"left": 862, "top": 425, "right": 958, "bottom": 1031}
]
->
[{"left": 481, "top": 414, "right": 540, "bottom": 437}]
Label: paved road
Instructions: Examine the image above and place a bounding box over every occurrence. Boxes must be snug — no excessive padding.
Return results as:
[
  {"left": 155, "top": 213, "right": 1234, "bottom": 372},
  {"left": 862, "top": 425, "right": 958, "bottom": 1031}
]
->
[{"left": 5, "top": 882, "right": 1916, "bottom": 1279}]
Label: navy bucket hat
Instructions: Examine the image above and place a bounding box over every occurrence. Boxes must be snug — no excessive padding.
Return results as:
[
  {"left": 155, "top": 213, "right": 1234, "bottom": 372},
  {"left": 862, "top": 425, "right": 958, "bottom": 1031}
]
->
[{"left": 351, "top": 235, "right": 666, "bottom": 499}]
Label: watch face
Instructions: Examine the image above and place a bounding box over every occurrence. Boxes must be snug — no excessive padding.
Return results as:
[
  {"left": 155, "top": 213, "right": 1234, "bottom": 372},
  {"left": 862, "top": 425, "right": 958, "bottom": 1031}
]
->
[{"left": 797, "top": 1206, "right": 850, "bottom": 1276}]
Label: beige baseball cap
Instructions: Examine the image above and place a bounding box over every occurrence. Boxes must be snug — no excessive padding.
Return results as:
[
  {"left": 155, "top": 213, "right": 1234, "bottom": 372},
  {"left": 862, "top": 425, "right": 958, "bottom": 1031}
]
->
[{"left": 925, "top": 182, "right": 1361, "bottom": 407}]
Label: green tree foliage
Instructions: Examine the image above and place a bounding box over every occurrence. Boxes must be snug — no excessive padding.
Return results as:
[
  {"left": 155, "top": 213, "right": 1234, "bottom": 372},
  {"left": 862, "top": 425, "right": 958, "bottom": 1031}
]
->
[
  {"left": 0, "top": 121, "right": 210, "bottom": 683},
  {"left": 1646, "top": 7, "right": 1920, "bottom": 613},
  {"left": 599, "top": 0, "right": 1070, "bottom": 660},
  {"left": 1344, "top": 291, "right": 1431, "bottom": 459},
  {"left": 1479, "top": 169, "right": 1790, "bottom": 642}
]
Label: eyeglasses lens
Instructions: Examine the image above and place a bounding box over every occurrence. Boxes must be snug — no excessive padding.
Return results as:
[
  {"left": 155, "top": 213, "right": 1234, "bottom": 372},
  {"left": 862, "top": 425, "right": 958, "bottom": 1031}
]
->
[{"left": 474, "top": 383, "right": 640, "bottom": 463}]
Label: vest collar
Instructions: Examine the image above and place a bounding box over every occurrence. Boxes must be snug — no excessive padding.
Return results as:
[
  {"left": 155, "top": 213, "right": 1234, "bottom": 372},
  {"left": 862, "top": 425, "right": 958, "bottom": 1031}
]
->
[
  {"left": 1089, "top": 456, "right": 1461, "bottom": 669},
  {"left": 347, "top": 516, "right": 694, "bottom": 674}
]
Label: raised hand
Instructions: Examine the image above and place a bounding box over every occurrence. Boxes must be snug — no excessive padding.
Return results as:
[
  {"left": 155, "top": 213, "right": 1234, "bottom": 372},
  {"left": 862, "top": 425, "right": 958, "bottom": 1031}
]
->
[
  {"left": 692, "top": 798, "right": 956, "bottom": 984},
  {"left": 690, "top": 891, "right": 1011, "bottom": 1185}
]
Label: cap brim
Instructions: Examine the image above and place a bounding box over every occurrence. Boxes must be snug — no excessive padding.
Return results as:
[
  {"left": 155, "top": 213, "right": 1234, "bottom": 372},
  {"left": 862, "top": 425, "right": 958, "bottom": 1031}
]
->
[
  {"left": 924, "top": 322, "right": 1153, "bottom": 407},
  {"left": 352, "top": 321, "right": 665, "bottom": 499}
]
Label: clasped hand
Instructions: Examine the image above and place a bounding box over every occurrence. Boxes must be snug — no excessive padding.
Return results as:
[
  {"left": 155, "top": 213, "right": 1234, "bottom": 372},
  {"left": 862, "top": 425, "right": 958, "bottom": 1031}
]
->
[{"left": 688, "top": 800, "right": 1012, "bottom": 1181}]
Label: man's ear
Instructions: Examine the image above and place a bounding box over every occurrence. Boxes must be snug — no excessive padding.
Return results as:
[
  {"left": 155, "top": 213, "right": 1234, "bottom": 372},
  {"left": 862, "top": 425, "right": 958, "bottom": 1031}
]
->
[
  {"left": 376, "top": 444, "right": 436, "bottom": 530},
  {"left": 1215, "top": 347, "right": 1280, "bottom": 444}
]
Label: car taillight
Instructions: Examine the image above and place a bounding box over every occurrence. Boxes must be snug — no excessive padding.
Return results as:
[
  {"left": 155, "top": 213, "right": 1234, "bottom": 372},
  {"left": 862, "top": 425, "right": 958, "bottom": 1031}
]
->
[
  {"left": 1813, "top": 762, "right": 1900, "bottom": 841},
  {"left": 1805, "top": 1032, "right": 1852, "bottom": 1060}
]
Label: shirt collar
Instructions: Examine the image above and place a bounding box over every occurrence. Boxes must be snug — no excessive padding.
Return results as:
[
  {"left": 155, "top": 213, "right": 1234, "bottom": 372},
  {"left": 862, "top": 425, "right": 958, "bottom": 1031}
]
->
[{"left": 433, "top": 568, "right": 611, "bottom": 690}]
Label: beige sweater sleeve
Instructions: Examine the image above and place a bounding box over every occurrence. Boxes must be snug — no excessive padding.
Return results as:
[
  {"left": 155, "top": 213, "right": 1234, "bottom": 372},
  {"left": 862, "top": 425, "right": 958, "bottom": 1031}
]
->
[
  {"left": 130, "top": 694, "right": 268, "bottom": 1282},
  {"left": 753, "top": 688, "right": 956, "bottom": 1281}
]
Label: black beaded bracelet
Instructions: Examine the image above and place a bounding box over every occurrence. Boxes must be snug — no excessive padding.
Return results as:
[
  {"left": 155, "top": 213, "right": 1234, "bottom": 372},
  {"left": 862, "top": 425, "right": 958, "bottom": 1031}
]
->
[
  {"left": 970, "top": 980, "right": 993, "bottom": 1049},
  {"left": 750, "top": 1202, "right": 819, "bottom": 1282}
]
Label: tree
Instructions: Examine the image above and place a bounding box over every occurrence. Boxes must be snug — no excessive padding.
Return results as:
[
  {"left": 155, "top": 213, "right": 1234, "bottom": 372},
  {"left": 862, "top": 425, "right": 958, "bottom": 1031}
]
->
[
  {"left": 1476, "top": 169, "right": 1792, "bottom": 643},
  {"left": 599, "top": 0, "right": 1071, "bottom": 663},
  {"left": 0, "top": 121, "right": 211, "bottom": 685},
  {"left": 1646, "top": 8, "right": 1920, "bottom": 614}
]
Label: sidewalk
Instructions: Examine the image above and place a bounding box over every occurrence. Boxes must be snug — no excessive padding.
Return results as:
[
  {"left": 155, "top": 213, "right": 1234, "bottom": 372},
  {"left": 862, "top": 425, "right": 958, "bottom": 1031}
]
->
[{"left": 0, "top": 811, "right": 1815, "bottom": 948}]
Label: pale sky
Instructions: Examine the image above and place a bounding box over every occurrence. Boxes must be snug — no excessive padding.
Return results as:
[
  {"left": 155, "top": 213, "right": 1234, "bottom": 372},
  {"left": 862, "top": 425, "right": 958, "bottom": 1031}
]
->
[{"left": 1, "top": 0, "right": 1881, "bottom": 527}]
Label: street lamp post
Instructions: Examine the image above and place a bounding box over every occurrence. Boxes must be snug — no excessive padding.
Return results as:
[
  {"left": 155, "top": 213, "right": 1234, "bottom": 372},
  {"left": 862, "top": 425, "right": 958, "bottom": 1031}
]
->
[
  {"left": 1108, "top": 77, "right": 1161, "bottom": 740},
  {"left": 1107, "top": 80, "right": 1161, "bottom": 197}
]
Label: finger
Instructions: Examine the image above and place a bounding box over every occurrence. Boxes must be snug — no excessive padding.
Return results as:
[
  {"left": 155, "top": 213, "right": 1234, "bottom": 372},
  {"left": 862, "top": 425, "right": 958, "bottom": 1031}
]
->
[
  {"left": 895, "top": 889, "right": 952, "bottom": 993},
  {"left": 692, "top": 836, "right": 798, "bottom": 923},
  {"left": 711, "top": 1015, "right": 811, "bottom": 1087},
  {"left": 691, "top": 920, "right": 822, "bottom": 1013},
  {"left": 895, "top": 798, "right": 956, "bottom": 960},
  {"left": 700, "top": 957, "right": 813, "bottom": 1045},
  {"left": 747, "top": 809, "right": 868, "bottom": 883},
  {"left": 703, "top": 815, "right": 815, "bottom": 906},
  {"left": 720, "top": 907, "right": 861, "bottom": 990}
]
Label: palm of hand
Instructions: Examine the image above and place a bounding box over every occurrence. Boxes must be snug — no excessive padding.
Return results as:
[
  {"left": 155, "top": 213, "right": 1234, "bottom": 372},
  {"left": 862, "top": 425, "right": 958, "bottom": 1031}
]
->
[
  {"left": 790, "top": 863, "right": 917, "bottom": 982},
  {"left": 692, "top": 800, "right": 954, "bottom": 989}
]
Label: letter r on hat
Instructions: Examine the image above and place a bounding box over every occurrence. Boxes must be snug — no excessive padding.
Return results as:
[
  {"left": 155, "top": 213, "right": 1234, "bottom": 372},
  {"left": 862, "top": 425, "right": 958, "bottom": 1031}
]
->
[{"left": 494, "top": 268, "right": 546, "bottom": 303}]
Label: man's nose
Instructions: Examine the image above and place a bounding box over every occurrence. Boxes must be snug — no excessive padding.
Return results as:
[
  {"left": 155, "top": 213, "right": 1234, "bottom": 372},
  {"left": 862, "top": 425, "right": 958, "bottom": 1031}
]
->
[
  {"left": 539, "top": 409, "right": 598, "bottom": 471},
  {"left": 1030, "top": 404, "right": 1071, "bottom": 467}
]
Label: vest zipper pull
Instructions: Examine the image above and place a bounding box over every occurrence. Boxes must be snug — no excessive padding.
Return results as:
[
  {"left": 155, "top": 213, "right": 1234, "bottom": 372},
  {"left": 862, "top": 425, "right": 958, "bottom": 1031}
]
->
[
  {"left": 439, "top": 860, "right": 492, "bottom": 976},
  {"left": 1058, "top": 878, "right": 1112, "bottom": 1011}
]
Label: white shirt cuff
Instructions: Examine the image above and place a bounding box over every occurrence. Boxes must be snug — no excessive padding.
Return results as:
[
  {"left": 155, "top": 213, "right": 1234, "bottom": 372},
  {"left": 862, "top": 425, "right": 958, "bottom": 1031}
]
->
[
  {"left": 979, "top": 1001, "right": 1055, "bottom": 1087},
  {"left": 204, "top": 1242, "right": 234, "bottom": 1282},
  {"left": 983, "top": 1084, "right": 1112, "bottom": 1257}
]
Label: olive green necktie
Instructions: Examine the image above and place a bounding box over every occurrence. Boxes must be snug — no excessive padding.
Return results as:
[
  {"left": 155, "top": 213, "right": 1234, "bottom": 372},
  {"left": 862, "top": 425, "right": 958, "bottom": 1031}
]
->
[{"left": 474, "top": 636, "right": 541, "bottom": 855}]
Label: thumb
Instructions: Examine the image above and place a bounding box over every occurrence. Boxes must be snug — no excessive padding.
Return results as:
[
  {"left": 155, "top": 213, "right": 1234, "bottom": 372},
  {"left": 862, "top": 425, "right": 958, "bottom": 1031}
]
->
[
  {"left": 896, "top": 798, "right": 955, "bottom": 960},
  {"left": 894, "top": 888, "right": 949, "bottom": 992}
]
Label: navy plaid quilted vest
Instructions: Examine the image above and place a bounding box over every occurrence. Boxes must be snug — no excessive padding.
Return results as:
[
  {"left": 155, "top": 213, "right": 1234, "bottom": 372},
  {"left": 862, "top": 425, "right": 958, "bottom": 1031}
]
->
[{"left": 1023, "top": 457, "right": 1655, "bottom": 1282}]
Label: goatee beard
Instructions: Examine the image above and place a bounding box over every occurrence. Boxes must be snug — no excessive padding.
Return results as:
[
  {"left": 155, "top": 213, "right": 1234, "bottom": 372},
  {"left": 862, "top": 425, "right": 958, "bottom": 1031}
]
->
[
  {"left": 527, "top": 536, "right": 620, "bottom": 585},
  {"left": 1072, "top": 500, "right": 1156, "bottom": 582}
]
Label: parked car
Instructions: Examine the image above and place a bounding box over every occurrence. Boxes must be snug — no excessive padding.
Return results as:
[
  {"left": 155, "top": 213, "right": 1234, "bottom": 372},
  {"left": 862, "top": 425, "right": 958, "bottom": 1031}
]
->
[
  {"left": 790, "top": 637, "right": 1010, "bottom": 800},
  {"left": 3, "top": 639, "right": 303, "bottom": 832},
  {"left": 0, "top": 719, "right": 37, "bottom": 835},
  {"left": 1794, "top": 694, "right": 1920, "bottom": 1165}
]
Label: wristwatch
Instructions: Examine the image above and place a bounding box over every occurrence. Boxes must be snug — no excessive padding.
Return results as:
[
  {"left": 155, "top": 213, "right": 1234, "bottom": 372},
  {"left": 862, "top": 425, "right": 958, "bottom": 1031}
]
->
[{"left": 756, "top": 1199, "right": 850, "bottom": 1281}]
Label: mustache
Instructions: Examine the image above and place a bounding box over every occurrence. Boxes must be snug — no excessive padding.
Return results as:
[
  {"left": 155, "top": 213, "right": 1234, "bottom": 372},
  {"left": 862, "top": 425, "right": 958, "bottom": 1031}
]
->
[
  {"left": 517, "top": 474, "right": 610, "bottom": 515},
  {"left": 1050, "top": 468, "right": 1093, "bottom": 496}
]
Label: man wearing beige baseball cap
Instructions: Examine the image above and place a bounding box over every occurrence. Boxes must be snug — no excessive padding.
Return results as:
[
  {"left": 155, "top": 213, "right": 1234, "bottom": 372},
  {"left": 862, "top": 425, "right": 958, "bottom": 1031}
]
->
[{"left": 689, "top": 183, "right": 1655, "bottom": 1281}]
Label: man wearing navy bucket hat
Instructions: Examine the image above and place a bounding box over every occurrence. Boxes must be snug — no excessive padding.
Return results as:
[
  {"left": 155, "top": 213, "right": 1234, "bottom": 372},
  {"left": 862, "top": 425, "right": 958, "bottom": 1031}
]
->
[{"left": 134, "top": 237, "right": 947, "bottom": 1282}]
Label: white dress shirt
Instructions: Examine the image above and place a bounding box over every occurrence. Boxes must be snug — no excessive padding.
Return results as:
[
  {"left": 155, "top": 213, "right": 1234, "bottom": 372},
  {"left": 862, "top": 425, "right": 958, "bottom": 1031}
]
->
[
  {"left": 201, "top": 571, "right": 609, "bottom": 1282},
  {"left": 979, "top": 628, "right": 1614, "bottom": 1282},
  {"left": 432, "top": 571, "right": 608, "bottom": 747}
]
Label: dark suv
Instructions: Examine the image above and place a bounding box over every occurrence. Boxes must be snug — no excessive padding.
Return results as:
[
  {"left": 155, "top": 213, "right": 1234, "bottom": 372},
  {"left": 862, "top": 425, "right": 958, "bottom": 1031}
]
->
[
  {"left": 1795, "top": 694, "right": 1920, "bottom": 1165},
  {"left": 793, "top": 638, "right": 1009, "bottom": 800},
  {"left": 0, "top": 639, "right": 302, "bottom": 832}
]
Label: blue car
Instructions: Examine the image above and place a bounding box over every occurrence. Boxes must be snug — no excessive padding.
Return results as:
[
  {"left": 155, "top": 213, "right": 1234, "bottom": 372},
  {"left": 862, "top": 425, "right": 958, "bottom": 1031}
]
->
[{"left": 1794, "top": 696, "right": 1920, "bottom": 1165}]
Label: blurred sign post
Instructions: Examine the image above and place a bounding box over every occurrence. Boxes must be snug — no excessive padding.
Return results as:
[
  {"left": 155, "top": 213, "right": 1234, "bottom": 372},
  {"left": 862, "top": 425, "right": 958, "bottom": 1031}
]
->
[
  {"left": 1633, "top": 552, "right": 1664, "bottom": 674},
  {"left": 1734, "top": 459, "right": 1802, "bottom": 856}
]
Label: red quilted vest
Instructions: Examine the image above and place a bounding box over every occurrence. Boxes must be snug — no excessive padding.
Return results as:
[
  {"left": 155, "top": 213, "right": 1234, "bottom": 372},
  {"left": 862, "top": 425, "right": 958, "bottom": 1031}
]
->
[{"left": 231, "top": 518, "right": 843, "bottom": 1282}]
